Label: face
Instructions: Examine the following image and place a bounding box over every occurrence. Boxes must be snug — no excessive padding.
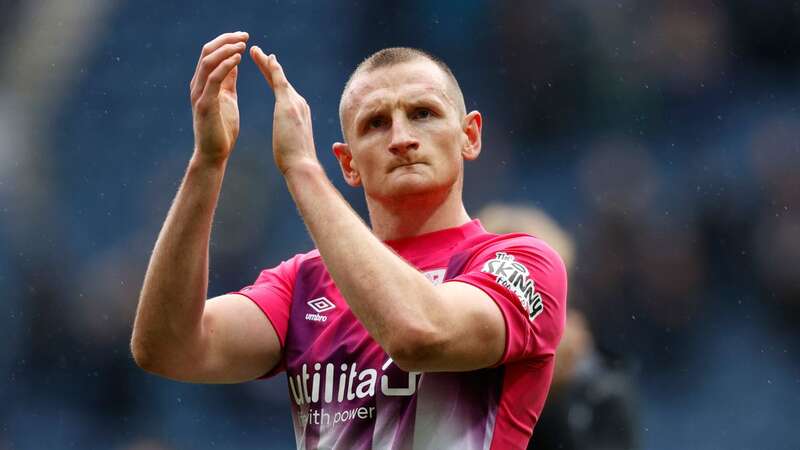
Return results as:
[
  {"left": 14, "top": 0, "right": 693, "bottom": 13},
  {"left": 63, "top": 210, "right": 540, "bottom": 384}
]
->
[{"left": 335, "top": 59, "right": 481, "bottom": 204}]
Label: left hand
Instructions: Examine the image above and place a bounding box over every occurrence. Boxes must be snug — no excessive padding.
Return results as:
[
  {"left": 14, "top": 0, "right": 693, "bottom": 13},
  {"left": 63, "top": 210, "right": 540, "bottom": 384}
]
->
[{"left": 250, "top": 46, "right": 319, "bottom": 175}]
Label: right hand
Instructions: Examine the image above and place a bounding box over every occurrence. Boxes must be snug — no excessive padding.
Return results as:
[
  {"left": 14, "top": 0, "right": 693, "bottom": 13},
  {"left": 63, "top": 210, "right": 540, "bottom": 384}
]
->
[
  {"left": 250, "top": 47, "right": 319, "bottom": 176},
  {"left": 190, "top": 31, "right": 249, "bottom": 164}
]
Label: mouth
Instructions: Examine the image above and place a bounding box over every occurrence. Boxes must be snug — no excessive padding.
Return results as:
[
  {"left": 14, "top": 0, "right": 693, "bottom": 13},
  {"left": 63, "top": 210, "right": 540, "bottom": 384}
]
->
[{"left": 391, "top": 161, "right": 425, "bottom": 172}]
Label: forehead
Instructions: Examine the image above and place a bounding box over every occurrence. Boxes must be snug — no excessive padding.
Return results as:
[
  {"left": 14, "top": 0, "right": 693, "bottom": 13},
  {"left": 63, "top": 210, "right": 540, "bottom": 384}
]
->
[{"left": 342, "top": 59, "right": 457, "bottom": 118}]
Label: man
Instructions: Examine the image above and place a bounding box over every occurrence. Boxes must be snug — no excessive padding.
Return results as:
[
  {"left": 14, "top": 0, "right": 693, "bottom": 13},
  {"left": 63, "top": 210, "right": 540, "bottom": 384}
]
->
[{"left": 131, "top": 31, "right": 567, "bottom": 450}]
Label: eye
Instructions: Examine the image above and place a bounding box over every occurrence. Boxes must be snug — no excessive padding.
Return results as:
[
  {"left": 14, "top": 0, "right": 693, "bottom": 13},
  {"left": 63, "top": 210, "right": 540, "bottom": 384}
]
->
[
  {"left": 412, "top": 108, "right": 432, "bottom": 120},
  {"left": 368, "top": 116, "right": 386, "bottom": 129}
]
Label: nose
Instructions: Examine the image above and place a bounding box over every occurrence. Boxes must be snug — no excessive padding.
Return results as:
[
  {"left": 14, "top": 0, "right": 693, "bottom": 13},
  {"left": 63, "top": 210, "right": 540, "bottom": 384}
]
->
[{"left": 388, "top": 116, "right": 419, "bottom": 156}]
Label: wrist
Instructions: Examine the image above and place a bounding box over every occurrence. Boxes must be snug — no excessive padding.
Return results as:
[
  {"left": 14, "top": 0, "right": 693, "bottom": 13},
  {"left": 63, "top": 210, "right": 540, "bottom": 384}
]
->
[
  {"left": 283, "top": 158, "right": 325, "bottom": 182},
  {"left": 190, "top": 150, "right": 228, "bottom": 172}
]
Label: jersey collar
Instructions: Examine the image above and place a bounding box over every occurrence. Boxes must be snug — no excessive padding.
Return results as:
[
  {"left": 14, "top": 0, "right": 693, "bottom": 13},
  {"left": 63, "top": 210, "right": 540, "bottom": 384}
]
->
[{"left": 384, "top": 219, "right": 486, "bottom": 258}]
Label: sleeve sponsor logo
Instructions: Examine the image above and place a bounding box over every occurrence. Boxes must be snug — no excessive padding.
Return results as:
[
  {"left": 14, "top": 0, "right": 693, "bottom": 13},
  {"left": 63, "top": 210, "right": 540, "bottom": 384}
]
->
[{"left": 481, "top": 252, "right": 543, "bottom": 321}]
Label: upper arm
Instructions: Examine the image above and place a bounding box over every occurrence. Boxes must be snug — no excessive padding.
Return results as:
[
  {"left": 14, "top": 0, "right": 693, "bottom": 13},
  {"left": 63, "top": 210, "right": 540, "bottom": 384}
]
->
[
  {"left": 167, "top": 254, "right": 302, "bottom": 383},
  {"left": 191, "top": 293, "right": 283, "bottom": 384},
  {"left": 135, "top": 253, "right": 303, "bottom": 384},
  {"left": 188, "top": 252, "right": 304, "bottom": 384},
  {"left": 147, "top": 293, "right": 282, "bottom": 384}
]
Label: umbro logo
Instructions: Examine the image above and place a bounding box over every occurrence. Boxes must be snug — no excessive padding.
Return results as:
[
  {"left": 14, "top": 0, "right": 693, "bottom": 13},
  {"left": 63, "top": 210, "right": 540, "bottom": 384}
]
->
[
  {"left": 306, "top": 297, "right": 335, "bottom": 322},
  {"left": 423, "top": 269, "right": 446, "bottom": 286},
  {"left": 308, "top": 297, "right": 335, "bottom": 313}
]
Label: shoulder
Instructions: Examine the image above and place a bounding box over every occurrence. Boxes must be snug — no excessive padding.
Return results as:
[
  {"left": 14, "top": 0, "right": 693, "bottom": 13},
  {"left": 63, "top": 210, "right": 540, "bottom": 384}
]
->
[
  {"left": 252, "top": 248, "right": 322, "bottom": 285},
  {"left": 289, "top": 248, "right": 322, "bottom": 265},
  {"left": 270, "top": 248, "right": 321, "bottom": 271},
  {"left": 465, "top": 232, "right": 569, "bottom": 313},
  {"left": 463, "top": 232, "right": 567, "bottom": 273}
]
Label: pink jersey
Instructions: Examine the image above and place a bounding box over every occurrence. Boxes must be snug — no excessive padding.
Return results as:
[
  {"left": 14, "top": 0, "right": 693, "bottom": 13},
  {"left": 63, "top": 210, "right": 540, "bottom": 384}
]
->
[{"left": 236, "top": 220, "right": 567, "bottom": 449}]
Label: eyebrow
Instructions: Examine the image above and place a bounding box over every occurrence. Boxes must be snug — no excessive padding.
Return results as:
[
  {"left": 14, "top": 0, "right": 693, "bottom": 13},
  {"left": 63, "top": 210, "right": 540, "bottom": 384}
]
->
[{"left": 355, "top": 91, "right": 449, "bottom": 122}]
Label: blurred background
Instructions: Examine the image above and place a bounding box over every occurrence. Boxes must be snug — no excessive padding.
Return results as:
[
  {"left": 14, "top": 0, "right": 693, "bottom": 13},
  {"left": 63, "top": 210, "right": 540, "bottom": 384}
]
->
[{"left": 1, "top": 0, "right": 798, "bottom": 449}]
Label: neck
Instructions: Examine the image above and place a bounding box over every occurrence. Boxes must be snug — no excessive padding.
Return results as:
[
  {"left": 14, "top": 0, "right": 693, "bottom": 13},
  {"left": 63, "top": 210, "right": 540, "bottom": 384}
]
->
[{"left": 366, "top": 183, "right": 471, "bottom": 240}]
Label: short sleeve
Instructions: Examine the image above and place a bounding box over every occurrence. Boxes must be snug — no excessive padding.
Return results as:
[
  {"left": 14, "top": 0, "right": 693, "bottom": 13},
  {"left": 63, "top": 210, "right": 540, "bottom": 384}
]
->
[
  {"left": 449, "top": 236, "right": 567, "bottom": 364},
  {"left": 233, "top": 254, "right": 305, "bottom": 349}
]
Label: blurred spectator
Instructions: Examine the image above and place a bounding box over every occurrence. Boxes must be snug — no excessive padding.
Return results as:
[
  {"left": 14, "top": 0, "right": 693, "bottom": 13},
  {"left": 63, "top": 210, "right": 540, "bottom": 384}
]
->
[
  {"left": 574, "top": 137, "right": 706, "bottom": 369},
  {"left": 749, "top": 114, "right": 800, "bottom": 325},
  {"left": 491, "top": 2, "right": 594, "bottom": 140},
  {"left": 533, "top": 311, "right": 638, "bottom": 450}
]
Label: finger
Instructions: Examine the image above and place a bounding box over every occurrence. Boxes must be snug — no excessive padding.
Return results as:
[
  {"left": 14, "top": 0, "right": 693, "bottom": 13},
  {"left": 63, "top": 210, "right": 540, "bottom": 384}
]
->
[
  {"left": 192, "top": 42, "right": 246, "bottom": 101},
  {"left": 197, "top": 31, "right": 249, "bottom": 64},
  {"left": 191, "top": 32, "right": 248, "bottom": 91},
  {"left": 221, "top": 65, "right": 238, "bottom": 94},
  {"left": 250, "top": 46, "right": 293, "bottom": 100},
  {"left": 200, "top": 53, "right": 242, "bottom": 102},
  {"left": 249, "top": 46, "right": 274, "bottom": 89}
]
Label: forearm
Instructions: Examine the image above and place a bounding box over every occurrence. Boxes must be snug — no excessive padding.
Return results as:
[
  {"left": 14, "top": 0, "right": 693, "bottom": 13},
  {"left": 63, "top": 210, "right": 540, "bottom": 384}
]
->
[
  {"left": 132, "top": 153, "right": 227, "bottom": 368},
  {"left": 285, "top": 162, "right": 447, "bottom": 361}
]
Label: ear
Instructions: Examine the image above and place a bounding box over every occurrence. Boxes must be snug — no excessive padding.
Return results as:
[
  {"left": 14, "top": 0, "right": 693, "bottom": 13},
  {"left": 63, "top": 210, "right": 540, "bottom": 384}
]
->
[
  {"left": 332, "top": 142, "right": 361, "bottom": 187},
  {"left": 461, "top": 111, "right": 482, "bottom": 161}
]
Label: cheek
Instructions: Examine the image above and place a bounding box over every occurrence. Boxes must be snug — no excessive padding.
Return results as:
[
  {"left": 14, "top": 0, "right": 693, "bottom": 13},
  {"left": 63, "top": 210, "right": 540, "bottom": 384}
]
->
[
  {"left": 432, "top": 125, "right": 464, "bottom": 162},
  {"left": 433, "top": 118, "right": 463, "bottom": 145},
  {"left": 350, "top": 151, "right": 383, "bottom": 185}
]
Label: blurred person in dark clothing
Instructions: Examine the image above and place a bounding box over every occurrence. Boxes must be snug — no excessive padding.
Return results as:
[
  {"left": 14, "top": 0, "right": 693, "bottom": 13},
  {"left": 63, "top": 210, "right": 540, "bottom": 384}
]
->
[
  {"left": 749, "top": 115, "right": 800, "bottom": 325},
  {"left": 573, "top": 138, "right": 706, "bottom": 370},
  {"left": 530, "top": 310, "right": 638, "bottom": 450},
  {"left": 480, "top": 203, "right": 638, "bottom": 450}
]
